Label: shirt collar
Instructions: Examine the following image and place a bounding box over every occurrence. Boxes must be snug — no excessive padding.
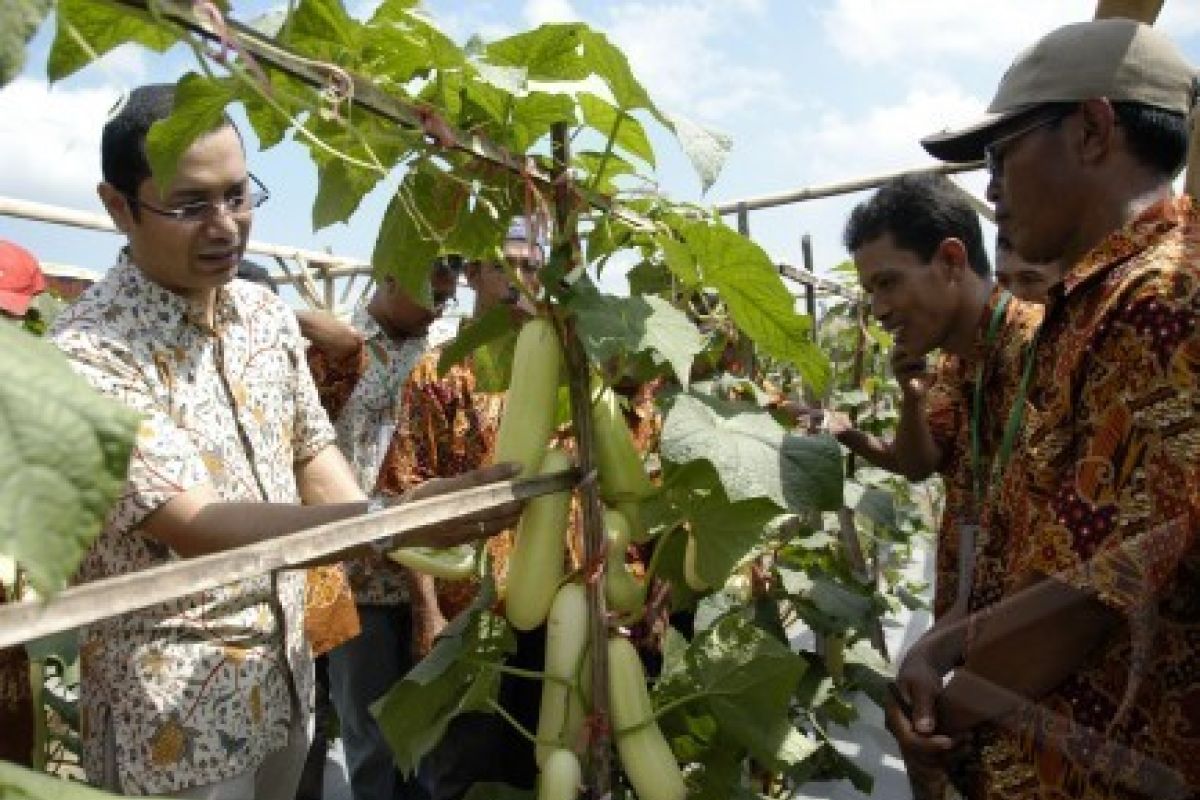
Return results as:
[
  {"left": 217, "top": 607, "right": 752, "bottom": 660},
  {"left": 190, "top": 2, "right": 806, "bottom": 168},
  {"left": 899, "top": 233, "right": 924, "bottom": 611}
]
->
[
  {"left": 1061, "top": 195, "right": 1194, "bottom": 297},
  {"left": 114, "top": 249, "right": 243, "bottom": 334}
]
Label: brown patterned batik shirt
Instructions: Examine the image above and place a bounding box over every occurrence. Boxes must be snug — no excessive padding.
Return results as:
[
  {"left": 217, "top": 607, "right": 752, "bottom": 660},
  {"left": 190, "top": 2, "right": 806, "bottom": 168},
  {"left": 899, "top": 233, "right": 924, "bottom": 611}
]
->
[{"left": 963, "top": 197, "right": 1200, "bottom": 800}]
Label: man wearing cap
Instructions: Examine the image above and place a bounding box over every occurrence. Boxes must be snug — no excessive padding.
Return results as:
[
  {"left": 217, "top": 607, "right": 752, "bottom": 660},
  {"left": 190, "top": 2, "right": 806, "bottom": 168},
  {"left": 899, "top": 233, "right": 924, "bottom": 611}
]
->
[{"left": 892, "top": 19, "right": 1200, "bottom": 800}]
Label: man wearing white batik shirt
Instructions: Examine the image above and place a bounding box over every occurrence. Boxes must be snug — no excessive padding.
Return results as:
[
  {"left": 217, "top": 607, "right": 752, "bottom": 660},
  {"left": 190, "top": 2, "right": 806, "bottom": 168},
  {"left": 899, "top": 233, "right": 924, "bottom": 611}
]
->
[{"left": 50, "top": 83, "right": 519, "bottom": 799}]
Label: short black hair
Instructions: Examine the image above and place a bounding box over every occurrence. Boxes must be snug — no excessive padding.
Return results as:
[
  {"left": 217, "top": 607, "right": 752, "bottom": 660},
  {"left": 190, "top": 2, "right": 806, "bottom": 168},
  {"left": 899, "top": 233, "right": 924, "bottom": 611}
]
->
[
  {"left": 843, "top": 172, "right": 991, "bottom": 277},
  {"left": 101, "top": 83, "right": 237, "bottom": 200},
  {"left": 1112, "top": 101, "right": 1189, "bottom": 178}
]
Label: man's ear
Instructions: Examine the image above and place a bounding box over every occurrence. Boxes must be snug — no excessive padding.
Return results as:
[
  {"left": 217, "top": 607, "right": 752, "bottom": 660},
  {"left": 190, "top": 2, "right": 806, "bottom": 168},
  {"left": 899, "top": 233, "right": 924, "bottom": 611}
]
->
[
  {"left": 1077, "top": 98, "right": 1118, "bottom": 167},
  {"left": 97, "top": 182, "right": 135, "bottom": 234},
  {"left": 937, "top": 237, "right": 970, "bottom": 280}
]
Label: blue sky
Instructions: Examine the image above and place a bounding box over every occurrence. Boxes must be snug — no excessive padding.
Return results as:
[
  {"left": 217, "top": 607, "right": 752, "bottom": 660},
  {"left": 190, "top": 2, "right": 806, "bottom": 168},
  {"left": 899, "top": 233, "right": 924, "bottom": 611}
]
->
[{"left": 3, "top": 0, "right": 1200, "bottom": 300}]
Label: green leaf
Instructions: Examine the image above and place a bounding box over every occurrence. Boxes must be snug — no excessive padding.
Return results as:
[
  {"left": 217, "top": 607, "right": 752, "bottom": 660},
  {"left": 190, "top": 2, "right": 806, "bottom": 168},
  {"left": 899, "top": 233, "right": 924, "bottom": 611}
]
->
[
  {"left": 145, "top": 73, "right": 236, "bottom": 193},
  {"left": 0, "top": 760, "right": 149, "bottom": 799},
  {"left": 680, "top": 221, "right": 830, "bottom": 393},
  {"left": 279, "top": 0, "right": 362, "bottom": 64},
  {"left": 578, "top": 93, "right": 655, "bottom": 166},
  {"left": 626, "top": 260, "right": 673, "bottom": 297},
  {"left": 660, "top": 392, "right": 843, "bottom": 512},
  {"left": 371, "top": 164, "right": 471, "bottom": 308},
  {"left": 236, "top": 70, "right": 305, "bottom": 151},
  {"left": 304, "top": 115, "right": 409, "bottom": 230},
  {"left": 508, "top": 91, "right": 577, "bottom": 153},
  {"left": 655, "top": 616, "right": 812, "bottom": 771},
  {"left": 485, "top": 23, "right": 590, "bottom": 81},
  {"left": 845, "top": 481, "right": 897, "bottom": 531},
  {"left": 656, "top": 235, "right": 700, "bottom": 289},
  {"left": 372, "top": 577, "right": 514, "bottom": 776},
  {"left": 568, "top": 282, "right": 704, "bottom": 388},
  {"left": 47, "top": 0, "right": 175, "bottom": 82},
  {"left": 579, "top": 29, "right": 662, "bottom": 121},
  {"left": 436, "top": 306, "right": 516, "bottom": 377},
  {"left": 0, "top": 326, "right": 140, "bottom": 595},
  {"left": 690, "top": 490, "right": 781, "bottom": 589},
  {"left": 573, "top": 150, "right": 636, "bottom": 195},
  {"left": 663, "top": 112, "right": 733, "bottom": 194},
  {"left": 0, "top": 0, "right": 51, "bottom": 87}
]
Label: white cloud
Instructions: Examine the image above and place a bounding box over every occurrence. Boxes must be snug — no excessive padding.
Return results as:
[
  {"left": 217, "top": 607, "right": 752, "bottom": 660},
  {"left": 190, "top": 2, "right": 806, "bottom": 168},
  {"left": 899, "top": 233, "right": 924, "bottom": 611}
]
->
[
  {"left": 602, "top": 0, "right": 782, "bottom": 121},
  {"left": 0, "top": 77, "right": 125, "bottom": 210},
  {"left": 523, "top": 0, "right": 582, "bottom": 26},
  {"left": 821, "top": 0, "right": 1095, "bottom": 67}
]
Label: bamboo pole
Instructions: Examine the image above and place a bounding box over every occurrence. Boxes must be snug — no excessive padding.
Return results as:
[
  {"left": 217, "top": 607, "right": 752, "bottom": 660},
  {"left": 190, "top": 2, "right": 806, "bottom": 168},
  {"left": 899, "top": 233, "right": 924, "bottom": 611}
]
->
[
  {"left": 0, "top": 470, "right": 574, "bottom": 650},
  {"left": 713, "top": 162, "right": 982, "bottom": 214},
  {"left": 550, "top": 123, "right": 613, "bottom": 799}
]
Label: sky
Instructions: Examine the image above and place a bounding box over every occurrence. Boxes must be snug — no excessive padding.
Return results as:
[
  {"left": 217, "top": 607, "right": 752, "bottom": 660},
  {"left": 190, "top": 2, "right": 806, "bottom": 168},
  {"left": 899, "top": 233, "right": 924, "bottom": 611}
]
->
[{"left": 3, "top": 0, "right": 1200, "bottom": 308}]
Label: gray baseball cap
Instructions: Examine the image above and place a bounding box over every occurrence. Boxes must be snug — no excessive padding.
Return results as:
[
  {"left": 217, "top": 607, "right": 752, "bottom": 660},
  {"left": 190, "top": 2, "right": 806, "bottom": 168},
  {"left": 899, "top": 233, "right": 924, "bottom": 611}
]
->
[{"left": 922, "top": 19, "right": 1196, "bottom": 163}]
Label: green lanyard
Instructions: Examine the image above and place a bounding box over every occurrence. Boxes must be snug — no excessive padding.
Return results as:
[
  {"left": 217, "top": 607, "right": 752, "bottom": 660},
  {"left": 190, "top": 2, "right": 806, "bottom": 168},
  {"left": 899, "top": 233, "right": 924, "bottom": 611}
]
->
[{"left": 968, "top": 291, "right": 1037, "bottom": 512}]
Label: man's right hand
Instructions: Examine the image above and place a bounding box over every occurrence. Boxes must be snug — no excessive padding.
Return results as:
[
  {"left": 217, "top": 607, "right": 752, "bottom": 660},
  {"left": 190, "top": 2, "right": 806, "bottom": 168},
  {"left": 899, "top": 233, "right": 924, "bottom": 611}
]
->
[
  {"left": 391, "top": 463, "right": 527, "bottom": 548},
  {"left": 892, "top": 345, "right": 933, "bottom": 403}
]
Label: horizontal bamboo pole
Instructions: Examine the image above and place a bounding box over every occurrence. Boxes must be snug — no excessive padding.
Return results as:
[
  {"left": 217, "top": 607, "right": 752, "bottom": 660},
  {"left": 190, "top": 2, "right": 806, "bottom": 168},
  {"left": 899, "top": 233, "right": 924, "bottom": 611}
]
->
[
  {"left": 713, "top": 161, "right": 983, "bottom": 214},
  {"left": 1093, "top": 0, "right": 1164, "bottom": 22},
  {"left": 0, "top": 470, "right": 575, "bottom": 650}
]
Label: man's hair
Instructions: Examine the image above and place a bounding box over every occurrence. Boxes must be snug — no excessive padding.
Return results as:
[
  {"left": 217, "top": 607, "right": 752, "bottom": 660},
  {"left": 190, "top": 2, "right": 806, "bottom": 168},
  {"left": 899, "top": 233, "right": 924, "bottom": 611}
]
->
[
  {"left": 843, "top": 172, "right": 991, "bottom": 277},
  {"left": 101, "top": 83, "right": 237, "bottom": 201},
  {"left": 1112, "top": 101, "right": 1189, "bottom": 178}
]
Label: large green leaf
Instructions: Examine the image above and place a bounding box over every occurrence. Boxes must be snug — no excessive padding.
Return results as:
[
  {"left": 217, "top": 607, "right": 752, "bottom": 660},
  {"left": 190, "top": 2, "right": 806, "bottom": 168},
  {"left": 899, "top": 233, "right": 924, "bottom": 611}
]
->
[
  {"left": 0, "top": 760, "right": 152, "bottom": 799},
  {"left": 485, "top": 23, "right": 590, "bottom": 81},
  {"left": 578, "top": 93, "right": 655, "bottom": 166},
  {"left": 372, "top": 577, "right": 514, "bottom": 776},
  {"left": 680, "top": 221, "right": 830, "bottom": 393},
  {"left": 436, "top": 306, "right": 516, "bottom": 377},
  {"left": 568, "top": 282, "right": 704, "bottom": 388},
  {"left": 0, "top": 326, "right": 140, "bottom": 595},
  {"left": 508, "top": 91, "right": 577, "bottom": 153},
  {"left": 305, "top": 114, "right": 411, "bottom": 230},
  {"left": 655, "top": 616, "right": 816, "bottom": 772},
  {"left": 47, "top": 0, "right": 175, "bottom": 82},
  {"left": 579, "top": 28, "right": 662, "bottom": 122},
  {"left": 0, "top": 0, "right": 51, "bottom": 87},
  {"left": 656, "top": 234, "right": 700, "bottom": 289},
  {"left": 371, "top": 165, "right": 468, "bottom": 308},
  {"left": 145, "top": 73, "right": 236, "bottom": 192},
  {"left": 660, "top": 392, "right": 843, "bottom": 512},
  {"left": 689, "top": 489, "right": 782, "bottom": 589}
]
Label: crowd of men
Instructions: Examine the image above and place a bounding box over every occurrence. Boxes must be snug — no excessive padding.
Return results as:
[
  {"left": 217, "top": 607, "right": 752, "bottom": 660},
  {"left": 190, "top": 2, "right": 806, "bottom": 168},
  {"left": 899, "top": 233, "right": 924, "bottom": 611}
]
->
[{"left": 0, "top": 14, "right": 1197, "bottom": 800}]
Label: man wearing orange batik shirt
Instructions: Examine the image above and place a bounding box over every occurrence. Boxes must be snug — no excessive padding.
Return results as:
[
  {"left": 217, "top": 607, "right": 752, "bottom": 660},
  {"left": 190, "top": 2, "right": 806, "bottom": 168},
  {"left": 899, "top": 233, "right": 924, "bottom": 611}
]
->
[{"left": 900, "top": 19, "right": 1200, "bottom": 800}]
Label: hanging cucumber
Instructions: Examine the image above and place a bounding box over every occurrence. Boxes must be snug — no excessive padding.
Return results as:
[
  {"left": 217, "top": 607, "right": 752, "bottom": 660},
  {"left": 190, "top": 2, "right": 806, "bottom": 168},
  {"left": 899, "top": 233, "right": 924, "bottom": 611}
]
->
[
  {"left": 495, "top": 318, "right": 564, "bottom": 478},
  {"left": 535, "top": 582, "right": 589, "bottom": 767},
  {"left": 608, "top": 637, "right": 687, "bottom": 800},
  {"left": 505, "top": 448, "right": 573, "bottom": 631},
  {"left": 603, "top": 507, "right": 646, "bottom": 614}
]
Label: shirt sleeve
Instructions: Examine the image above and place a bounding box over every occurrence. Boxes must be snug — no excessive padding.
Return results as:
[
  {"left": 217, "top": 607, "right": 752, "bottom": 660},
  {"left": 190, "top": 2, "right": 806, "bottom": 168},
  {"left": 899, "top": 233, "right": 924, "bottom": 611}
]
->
[
  {"left": 282, "top": 312, "right": 338, "bottom": 464},
  {"left": 1025, "top": 269, "right": 1200, "bottom": 617},
  {"left": 51, "top": 328, "right": 209, "bottom": 538}
]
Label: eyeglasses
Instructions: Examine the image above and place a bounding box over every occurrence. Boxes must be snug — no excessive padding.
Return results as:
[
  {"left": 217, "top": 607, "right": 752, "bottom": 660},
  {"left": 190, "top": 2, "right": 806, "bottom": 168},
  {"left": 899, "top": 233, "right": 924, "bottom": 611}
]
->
[
  {"left": 984, "top": 111, "right": 1069, "bottom": 177},
  {"left": 126, "top": 173, "right": 270, "bottom": 222}
]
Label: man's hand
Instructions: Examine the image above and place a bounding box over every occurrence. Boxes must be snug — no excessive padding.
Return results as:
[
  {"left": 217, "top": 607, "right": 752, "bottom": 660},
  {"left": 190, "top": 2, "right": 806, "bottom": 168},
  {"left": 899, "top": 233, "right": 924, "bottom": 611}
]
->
[
  {"left": 886, "top": 643, "right": 958, "bottom": 770},
  {"left": 297, "top": 310, "right": 362, "bottom": 360},
  {"left": 892, "top": 345, "right": 933, "bottom": 403},
  {"left": 392, "top": 463, "right": 526, "bottom": 548},
  {"left": 824, "top": 409, "right": 854, "bottom": 440}
]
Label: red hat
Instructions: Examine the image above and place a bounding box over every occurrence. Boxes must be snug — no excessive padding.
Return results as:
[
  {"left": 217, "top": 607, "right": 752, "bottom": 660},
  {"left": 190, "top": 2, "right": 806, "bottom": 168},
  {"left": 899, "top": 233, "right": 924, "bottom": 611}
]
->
[{"left": 0, "top": 240, "right": 46, "bottom": 316}]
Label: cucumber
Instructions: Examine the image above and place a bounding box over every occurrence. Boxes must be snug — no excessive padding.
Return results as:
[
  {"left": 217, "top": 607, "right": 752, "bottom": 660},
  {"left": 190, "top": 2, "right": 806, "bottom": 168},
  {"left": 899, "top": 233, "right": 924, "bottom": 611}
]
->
[
  {"left": 505, "top": 448, "right": 573, "bottom": 631},
  {"left": 535, "top": 582, "right": 589, "bottom": 767},
  {"left": 387, "top": 543, "right": 477, "bottom": 580},
  {"left": 592, "top": 383, "right": 654, "bottom": 505},
  {"left": 538, "top": 748, "right": 581, "bottom": 800},
  {"left": 495, "top": 318, "right": 564, "bottom": 478},
  {"left": 608, "top": 637, "right": 687, "bottom": 800},
  {"left": 603, "top": 507, "right": 645, "bottom": 614}
]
